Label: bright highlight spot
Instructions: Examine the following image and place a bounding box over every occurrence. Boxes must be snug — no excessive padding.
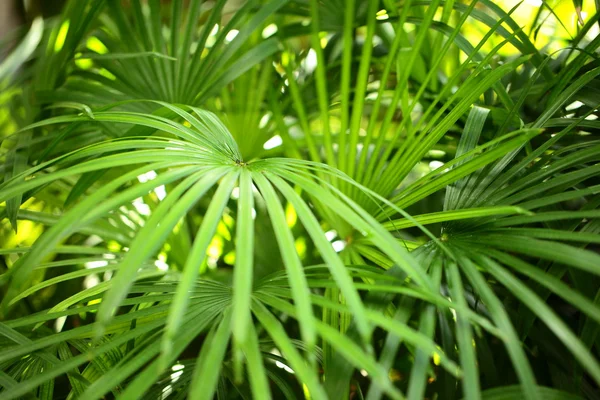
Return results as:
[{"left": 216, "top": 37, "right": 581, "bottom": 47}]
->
[
  {"left": 276, "top": 361, "right": 294, "bottom": 373},
  {"left": 325, "top": 230, "right": 337, "bottom": 241},
  {"left": 74, "top": 54, "right": 93, "bottom": 69},
  {"left": 133, "top": 198, "right": 151, "bottom": 216},
  {"left": 87, "top": 36, "right": 108, "bottom": 54},
  {"left": 271, "top": 348, "right": 294, "bottom": 373},
  {"left": 137, "top": 171, "right": 166, "bottom": 200},
  {"left": 376, "top": 10, "right": 389, "bottom": 20},
  {"left": 429, "top": 161, "right": 444, "bottom": 170},
  {"left": 155, "top": 185, "right": 166, "bottom": 200},
  {"left": 137, "top": 171, "right": 157, "bottom": 183},
  {"left": 565, "top": 101, "right": 583, "bottom": 111},
  {"left": 55, "top": 316, "right": 67, "bottom": 333},
  {"left": 54, "top": 20, "right": 70, "bottom": 53},
  {"left": 225, "top": 29, "right": 239, "bottom": 43},
  {"left": 171, "top": 364, "right": 184, "bottom": 383},
  {"left": 525, "top": 0, "right": 542, "bottom": 6},
  {"left": 427, "top": 149, "right": 446, "bottom": 158},
  {"left": 295, "top": 237, "right": 307, "bottom": 258},
  {"left": 259, "top": 113, "right": 271, "bottom": 129},
  {"left": 263, "top": 135, "right": 283, "bottom": 150},
  {"left": 303, "top": 49, "right": 317, "bottom": 74},
  {"left": 85, "top": 260, "right": 108, "bottom": 269},
  {"left": 161, "top": 384, "right": 173, "bottom": 399},
  {"left": 285, "top": 203, "right": 297, "bottom": 227},
  {"left": 84, "top": 274, "right": 100, "bottom": 289},
  {"left": 332, "top": 240, "right": 346, "bottom": 252},
  {"left": 155, "top": 259, "right": 169, "bottom": 271},
  {"left": 262, "top": 23, "right": 278, "bottom": 38},
  {"left": 224, "top": 251, "right": 235, "bottom": 264}
]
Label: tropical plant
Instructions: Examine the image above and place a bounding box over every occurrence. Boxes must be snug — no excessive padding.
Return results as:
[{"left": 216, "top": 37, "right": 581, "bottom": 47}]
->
[{"left": 1, "top": 0, "right": 599, "bottom": 399}]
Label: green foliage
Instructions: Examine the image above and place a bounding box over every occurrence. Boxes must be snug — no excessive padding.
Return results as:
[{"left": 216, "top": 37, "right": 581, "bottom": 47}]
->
[{"left": 1, "top": 0, "right": 599, "bottom": 399}]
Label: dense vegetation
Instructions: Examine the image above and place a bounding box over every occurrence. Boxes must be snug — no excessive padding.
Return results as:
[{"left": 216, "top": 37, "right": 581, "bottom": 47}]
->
[{"left": 1, "top": 0, "right": 600, "bottom": 398}]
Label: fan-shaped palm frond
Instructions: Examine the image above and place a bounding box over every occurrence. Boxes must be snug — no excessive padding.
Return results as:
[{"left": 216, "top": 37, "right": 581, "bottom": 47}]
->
[
  {"left": 39, "top": 0, "right": 286, "bottom": 109},
  {"left": 1, "top": 0, "right": 600, "bottom": 399},
  {"left": 0, "top": 103, "right": 462, "bottom": 399}
]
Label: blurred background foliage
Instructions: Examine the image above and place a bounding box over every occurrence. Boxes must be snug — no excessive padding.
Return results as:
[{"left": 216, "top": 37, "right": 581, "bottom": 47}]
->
[{"left": 3, "top": 0, "right": 597, "bottom": 260}]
